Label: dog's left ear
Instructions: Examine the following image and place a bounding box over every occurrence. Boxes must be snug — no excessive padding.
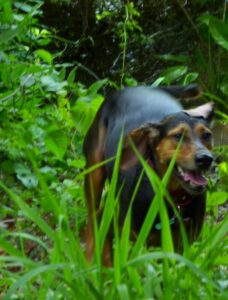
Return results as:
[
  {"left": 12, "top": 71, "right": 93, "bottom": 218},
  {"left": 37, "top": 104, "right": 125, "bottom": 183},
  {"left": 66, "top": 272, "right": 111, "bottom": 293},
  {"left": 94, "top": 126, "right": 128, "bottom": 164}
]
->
[
  {"left": 184, "top": 102, "right": 214, "bottom": 123},
  {"left": 120, "top": 124, "right": 160, "bottom": 171}
]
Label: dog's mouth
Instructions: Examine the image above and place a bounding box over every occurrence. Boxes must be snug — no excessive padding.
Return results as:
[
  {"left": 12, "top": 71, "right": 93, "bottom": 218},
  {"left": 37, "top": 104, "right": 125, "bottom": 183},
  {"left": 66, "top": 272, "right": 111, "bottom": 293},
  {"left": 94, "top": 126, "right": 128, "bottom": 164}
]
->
[{"left": 173, "top": 165, "right": 208, "bottom": 194}]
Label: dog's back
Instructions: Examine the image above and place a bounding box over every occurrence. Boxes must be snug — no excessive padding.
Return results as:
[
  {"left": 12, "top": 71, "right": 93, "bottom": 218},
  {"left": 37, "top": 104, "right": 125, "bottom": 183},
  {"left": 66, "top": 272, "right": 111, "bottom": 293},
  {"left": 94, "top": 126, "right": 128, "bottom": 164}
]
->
[{"left": 103, "top": 87, "right": 183, "bottom": 161}]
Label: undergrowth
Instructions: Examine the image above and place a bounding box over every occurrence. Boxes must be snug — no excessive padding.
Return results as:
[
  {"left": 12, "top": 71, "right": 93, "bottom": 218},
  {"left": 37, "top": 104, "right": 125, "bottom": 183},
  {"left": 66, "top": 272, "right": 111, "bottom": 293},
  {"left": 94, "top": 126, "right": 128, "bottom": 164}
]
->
[{"left": 0, "top": 1, "right": 227, "bottom": 299}]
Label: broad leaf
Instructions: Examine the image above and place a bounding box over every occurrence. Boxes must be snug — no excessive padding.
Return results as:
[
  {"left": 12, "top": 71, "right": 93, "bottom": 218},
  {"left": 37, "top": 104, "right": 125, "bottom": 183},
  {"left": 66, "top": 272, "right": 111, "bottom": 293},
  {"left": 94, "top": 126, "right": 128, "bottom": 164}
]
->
[
  {"left": 209, "top": 17, "right": 228, "bottom": 50},
  {"left": 45, "top": 129, "right": 68, "bottom": 160},
  {"left": 207, "top": 191, "right": 228, "bottom": 206},
  {"left": 199, "top": 15, "right": 228, "bottom": 50}
]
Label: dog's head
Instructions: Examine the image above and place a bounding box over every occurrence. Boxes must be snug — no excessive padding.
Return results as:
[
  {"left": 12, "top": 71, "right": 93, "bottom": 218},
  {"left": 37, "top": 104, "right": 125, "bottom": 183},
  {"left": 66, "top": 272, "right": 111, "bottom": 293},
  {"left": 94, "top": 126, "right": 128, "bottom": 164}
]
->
[{"left": 120, "top": 102, "right": 214, "bottom": 195}]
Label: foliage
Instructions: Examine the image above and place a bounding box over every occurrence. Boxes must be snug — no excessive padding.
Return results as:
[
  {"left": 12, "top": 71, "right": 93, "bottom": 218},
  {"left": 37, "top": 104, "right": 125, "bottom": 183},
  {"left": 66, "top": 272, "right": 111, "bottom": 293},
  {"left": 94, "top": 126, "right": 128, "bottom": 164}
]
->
[{"left": 0, "top": 0, "right": 227, "bottom": 299}]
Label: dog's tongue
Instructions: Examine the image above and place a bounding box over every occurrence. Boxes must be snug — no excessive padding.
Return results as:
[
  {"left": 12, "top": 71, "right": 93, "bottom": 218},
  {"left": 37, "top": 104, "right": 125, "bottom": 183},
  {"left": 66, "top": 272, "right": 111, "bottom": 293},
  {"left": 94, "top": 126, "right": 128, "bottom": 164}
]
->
[{"left": 183, "top": 171, "right": 207, "bottom": 186}]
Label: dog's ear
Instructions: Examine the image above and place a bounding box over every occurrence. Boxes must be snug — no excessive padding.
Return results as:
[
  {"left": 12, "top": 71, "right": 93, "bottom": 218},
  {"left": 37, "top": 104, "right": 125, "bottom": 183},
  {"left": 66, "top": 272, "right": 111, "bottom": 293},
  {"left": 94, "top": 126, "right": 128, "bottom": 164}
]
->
[
  {"left": 120, "top": 124, "right": 160, "bottom": 171},
  {"left": 184, "top": 102, "right": 214, "bottom": 123}
]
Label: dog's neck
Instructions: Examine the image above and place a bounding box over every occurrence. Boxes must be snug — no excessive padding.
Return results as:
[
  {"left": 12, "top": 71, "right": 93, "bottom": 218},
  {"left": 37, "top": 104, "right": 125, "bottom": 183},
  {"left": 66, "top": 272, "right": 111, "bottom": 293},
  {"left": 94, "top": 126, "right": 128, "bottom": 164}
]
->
[
  {"left": 169, "top": 189, "right": 193, "bottom": 207},
  {"left": 147, "top": 154, "right": 193, "bottom": 207},
  {"left": 147, "top": 157, "right": 156, "bottom": 169}
]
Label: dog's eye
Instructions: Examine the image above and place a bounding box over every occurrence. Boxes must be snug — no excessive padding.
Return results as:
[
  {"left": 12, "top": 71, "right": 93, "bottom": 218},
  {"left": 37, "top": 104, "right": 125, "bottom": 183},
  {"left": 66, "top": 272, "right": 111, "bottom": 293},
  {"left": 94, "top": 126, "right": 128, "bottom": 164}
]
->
[
  {"left": 173, "top": 132, "right": 183, "bottom": 140},
  {"left": 202, "top": 131, "right": 212, "bottom": 141}
]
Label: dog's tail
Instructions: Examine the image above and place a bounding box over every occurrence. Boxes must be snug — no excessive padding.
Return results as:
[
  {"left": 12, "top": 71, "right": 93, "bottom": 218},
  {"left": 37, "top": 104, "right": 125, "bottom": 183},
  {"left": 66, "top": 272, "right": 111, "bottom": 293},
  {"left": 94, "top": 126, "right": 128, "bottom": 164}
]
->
[{"left": 160, "top": 84, "right": 202, "bottom": 101}]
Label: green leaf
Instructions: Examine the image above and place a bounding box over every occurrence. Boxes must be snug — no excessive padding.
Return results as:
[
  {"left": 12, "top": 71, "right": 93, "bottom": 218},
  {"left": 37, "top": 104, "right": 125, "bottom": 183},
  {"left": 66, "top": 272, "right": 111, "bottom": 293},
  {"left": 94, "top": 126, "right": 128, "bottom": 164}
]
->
[
  {"left": 59, "top": 67, "right": 66, "bottom": 81},
  {"left": 40, "top": 75, "right": 67, "bottom": 92},
  {"left": 158, "top": 54, "right": 190, "bottom": 63},
  {"left": 220, "top": 82, "right": 228, "bottom": 96},
  {"left": 71, "top": 96, "right": 104, "bottom": 134},
  {"left": 219, "top": 162, "right": 228, "bottom": 175},
  {"left": 183, "top": 72, "right": 199, "bottom": 85},
  {"left": 45, "top": 129, "right": 68, "bottom": 160},
  {"left": 209, "top": 17, "right": 228, "bottom": 50},
  {"left": 124, "top": 76, "right": 138, "bottom": 87},
  {"left": 1, "top": 1, "right": 13, "bottom": 23},
  {"left": 0, "top": 27, "right": 21, "bottom": 44},
  {"left": 67, "top": 67, "right": 77, "bottom": 85},
  {"left": 87, "top": 79, "right": 108, "bottom": 99},
  {"left": 117, "top": 284, "right": 130, "bottom": 300},
  {"left": 207, "top": 191, "right": 228, "bottom": 206},
  {"left": 151, "top": 77, "right": 165, "bottom": 87},
  {"left": 15, "top": 163, "right": 38, "bottom": 189},
  {"left": 3, "top": 263, "right": 68, "bottom": 299},
  {"left": 159, "top": 65, "right": 188, "bottom": 84},
  {"left": 198, "top": 13, "right": 210, "bottom": 26},
  {"left": 14, "top": 2, "right": 34, "bottom": 13},
  {"left": 20, "top": 74, "right": 35, "bottom": 87},
  {"left": 35, "top": 49, "right": 53, "bottom": 64}
]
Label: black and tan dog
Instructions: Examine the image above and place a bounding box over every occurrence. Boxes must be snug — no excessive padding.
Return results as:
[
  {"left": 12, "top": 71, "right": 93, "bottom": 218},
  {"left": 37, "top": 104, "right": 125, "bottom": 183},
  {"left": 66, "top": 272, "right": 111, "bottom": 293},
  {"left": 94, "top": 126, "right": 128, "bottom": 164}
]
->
[{"left": 83, "top": 84, "right": 214, "bottom": 266}]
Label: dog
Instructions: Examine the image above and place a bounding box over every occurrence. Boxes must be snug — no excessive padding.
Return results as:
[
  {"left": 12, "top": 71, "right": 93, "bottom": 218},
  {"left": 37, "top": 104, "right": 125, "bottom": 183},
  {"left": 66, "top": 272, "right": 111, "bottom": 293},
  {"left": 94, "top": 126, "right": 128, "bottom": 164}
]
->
[{"left": 83, "top": 84, "right": 214, "bottom": 266}]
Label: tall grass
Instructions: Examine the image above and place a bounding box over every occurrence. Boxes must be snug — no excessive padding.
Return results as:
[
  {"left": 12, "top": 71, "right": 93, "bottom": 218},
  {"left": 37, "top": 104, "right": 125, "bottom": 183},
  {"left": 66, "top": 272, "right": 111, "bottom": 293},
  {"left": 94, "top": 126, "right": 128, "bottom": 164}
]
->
[{"left": 0, "top": 139, "right": 227, "bottom": 299}]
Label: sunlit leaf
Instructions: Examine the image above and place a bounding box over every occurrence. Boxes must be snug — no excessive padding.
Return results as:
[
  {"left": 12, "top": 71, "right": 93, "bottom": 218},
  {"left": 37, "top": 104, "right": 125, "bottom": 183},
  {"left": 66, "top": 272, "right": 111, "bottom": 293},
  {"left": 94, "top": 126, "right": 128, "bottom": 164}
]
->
[
  {"left": 151, "top": 77, "right": 165, "bottom": 87},
  {"left": 14, "top": 2, "right": 34, "bottom": 13},
  {"left": 159, "top": 66, "right": 188, "bottom": 84},
  {"left": 35, "top": 49, "right": 53, "bottom": 64},
  {"left": 207, "top": 191, "right": 228, "bottom": 206}
]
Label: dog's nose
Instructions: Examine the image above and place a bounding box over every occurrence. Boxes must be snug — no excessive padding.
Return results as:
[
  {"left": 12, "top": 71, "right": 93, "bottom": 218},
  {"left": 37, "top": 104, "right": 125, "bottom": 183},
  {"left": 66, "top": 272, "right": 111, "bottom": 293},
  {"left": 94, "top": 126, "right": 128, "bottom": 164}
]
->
[{"left": 195, "top": 152, "right": 213, "bottom": 169}]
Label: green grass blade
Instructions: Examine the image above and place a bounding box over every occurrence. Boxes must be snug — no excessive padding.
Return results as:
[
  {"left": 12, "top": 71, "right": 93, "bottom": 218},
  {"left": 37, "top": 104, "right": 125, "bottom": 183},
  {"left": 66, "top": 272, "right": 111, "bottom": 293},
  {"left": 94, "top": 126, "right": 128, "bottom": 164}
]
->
[
  {"left": 9, "top": 232, "right": 49, "bottom": 253},
  {"left": 0, "top": 237, "right": 24, "bottom": 257},
  {"left": 117, "top": 284, "right": 130, "bottom": 300},
  {"left": 3, "top": 263, "right": 68, "bottom": 300},
  {"left": 200, "top": 217, "right": 228, "bottom": 269},
  {"left": 127, "top": 252, "right": 222, "bottom": 293},
  {"left": 0, "top": 255, "right": 36, "bottom": 267},
  {"left": 113, "top": 194, "right": 121, "bottom": 284},
  {"left": 99, "top": 130, "right": 124, "bottom": 258},
  {"left": 120, "top": 170, "right": 145, "bottom": 265},
  {"left": 0, "top": 181, "right": 56, "bottom": 241}
]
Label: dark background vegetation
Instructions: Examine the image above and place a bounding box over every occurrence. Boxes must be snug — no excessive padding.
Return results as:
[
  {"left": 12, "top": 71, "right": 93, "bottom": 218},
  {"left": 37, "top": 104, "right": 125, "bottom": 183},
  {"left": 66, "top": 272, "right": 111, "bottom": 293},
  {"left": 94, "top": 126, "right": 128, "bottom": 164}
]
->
[
  {"left": 0, "top": 0, "right": 227, "bottom": 298},
  {"left": 42, "top": 0, "right": 225, "bottom": 87}
]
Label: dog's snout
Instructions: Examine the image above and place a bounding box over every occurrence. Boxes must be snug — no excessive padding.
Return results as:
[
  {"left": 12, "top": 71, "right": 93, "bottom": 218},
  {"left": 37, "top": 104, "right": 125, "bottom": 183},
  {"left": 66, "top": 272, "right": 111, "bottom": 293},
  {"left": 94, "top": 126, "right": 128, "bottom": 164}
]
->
[{"left": 195, "top": 152, "right": 213, "bottom": 169}]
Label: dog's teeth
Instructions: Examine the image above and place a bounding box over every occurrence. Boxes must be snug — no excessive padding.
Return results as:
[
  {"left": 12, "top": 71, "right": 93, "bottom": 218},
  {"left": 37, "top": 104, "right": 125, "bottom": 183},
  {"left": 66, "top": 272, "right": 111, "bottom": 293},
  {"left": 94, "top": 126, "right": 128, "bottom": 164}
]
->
[{"left": 177, "top": 166, "right": 184, "bottom": 175}]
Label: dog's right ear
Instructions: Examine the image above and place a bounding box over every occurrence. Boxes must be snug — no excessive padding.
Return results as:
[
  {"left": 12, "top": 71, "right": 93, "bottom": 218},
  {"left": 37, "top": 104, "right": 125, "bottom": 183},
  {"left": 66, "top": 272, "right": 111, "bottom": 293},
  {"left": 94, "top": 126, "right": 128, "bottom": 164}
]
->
[{"left": 120, "top": 124, "right": 160, "bottom": 171}]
